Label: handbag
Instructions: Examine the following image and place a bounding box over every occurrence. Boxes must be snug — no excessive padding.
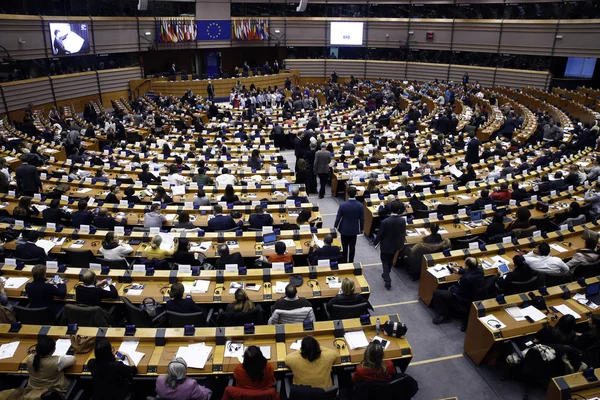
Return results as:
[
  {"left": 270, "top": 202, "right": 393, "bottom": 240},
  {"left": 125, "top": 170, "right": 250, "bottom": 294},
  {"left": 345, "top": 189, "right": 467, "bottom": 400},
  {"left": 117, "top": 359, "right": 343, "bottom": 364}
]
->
[
  {"left": 382, "top": 321, "right": 408, "bottom": 338},
  {"left": 141, "top": 297, "right": 163, "bottom": 318},
  {"left": 528, "top": 291, "right": 548, "bottom": 311},
  {"left": 70, "top": 335, "right": 95, "bottom": 354}
]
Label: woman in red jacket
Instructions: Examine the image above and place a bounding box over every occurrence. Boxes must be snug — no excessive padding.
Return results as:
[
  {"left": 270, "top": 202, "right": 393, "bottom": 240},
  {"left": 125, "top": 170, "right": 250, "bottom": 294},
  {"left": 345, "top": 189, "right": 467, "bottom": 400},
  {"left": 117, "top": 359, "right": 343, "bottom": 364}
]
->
[
  {"left": 233, "top": 346, "right": 275, "bottom": 390},
  {"left": 352, "top": 340, "right": 396, "bottom": 382}
]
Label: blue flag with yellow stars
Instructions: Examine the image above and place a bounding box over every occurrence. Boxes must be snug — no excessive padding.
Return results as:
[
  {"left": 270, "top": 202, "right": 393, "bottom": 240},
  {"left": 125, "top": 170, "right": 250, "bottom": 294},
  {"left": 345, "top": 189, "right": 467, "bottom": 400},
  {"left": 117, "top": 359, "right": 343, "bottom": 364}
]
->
[{"left": 196, "top": 20, "right": 231, "bottom": 40}]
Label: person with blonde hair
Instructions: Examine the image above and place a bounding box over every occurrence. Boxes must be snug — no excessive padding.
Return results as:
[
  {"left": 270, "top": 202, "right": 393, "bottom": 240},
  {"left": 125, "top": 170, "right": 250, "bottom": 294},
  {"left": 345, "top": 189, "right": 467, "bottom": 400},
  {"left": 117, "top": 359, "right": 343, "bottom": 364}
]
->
[
  {"left": 226, "top": 288, "right": 256, "bottom": 313},
  {"left": 352, "top": 340, "right": 396, "bottom": 382},
  {"left": 144, "top": 235, "right": 174, "bottom": 260},
  {"left": 155, "top": 357, "right": 212, "bottom": 399},
  {"left": 326, "top": 277, "right": 372, "bottom": 311}
]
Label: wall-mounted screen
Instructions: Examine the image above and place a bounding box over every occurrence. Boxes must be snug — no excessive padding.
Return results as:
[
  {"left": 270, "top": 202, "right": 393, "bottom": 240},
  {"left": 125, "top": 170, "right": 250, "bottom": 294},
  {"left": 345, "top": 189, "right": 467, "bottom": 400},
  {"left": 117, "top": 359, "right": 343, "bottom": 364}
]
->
[
  {"left": 565, "top": 57, "right": 596, "bottom": 79},
  {"left": 330, "top": 22, "right": 364, "bottom": 46},
  {"left": 49, "top": 22, "right": 90, "bottom": 56}
]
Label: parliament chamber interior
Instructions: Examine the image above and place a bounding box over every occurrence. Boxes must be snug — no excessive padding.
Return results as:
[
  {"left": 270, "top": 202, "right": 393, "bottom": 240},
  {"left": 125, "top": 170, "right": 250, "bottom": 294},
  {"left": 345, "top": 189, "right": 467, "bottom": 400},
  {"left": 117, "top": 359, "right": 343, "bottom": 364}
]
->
[{"left": 0, "top": 0, "right": 600, "bottom": 399}]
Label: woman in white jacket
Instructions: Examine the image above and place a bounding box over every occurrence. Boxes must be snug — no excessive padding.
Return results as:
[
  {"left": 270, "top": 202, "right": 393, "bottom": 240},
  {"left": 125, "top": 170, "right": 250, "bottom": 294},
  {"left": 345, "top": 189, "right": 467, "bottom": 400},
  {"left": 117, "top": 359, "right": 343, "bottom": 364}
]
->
[{"left": 99, "top": 232, "right": 133, "bottom": 261}]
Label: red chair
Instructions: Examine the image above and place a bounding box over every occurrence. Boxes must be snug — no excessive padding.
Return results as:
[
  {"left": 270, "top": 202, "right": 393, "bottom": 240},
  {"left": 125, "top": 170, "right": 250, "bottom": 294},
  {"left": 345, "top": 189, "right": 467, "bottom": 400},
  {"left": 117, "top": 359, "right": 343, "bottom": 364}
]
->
[{"left": 222, "top": 386, "right": 280, "bottom": 400}]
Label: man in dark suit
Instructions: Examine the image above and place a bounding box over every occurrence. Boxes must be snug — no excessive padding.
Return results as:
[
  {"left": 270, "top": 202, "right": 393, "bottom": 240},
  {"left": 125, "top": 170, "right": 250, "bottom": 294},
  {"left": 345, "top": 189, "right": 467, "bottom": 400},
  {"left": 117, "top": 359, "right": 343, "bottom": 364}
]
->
[
  {"left": 206, "top": 81, "right": 215, "bottom": 101},
  {"left": 71, "top": 199, "right": 95, "bottom": 228},
  {"left": 373, "top": 201, "right": 406, "bottom": 290},
  {"left": 75, "top": 270, "right": 118, "bottom": 307},
  {"left": 207, "top": 204, "right": 241, "bottom": 232},
  {"left": 314, "top": 143, "right": 331, "bottom": 199},
  {"left": 334, "top": 186, "right": 364, "bottom": 263},
  {"left": 138, "top": 164, "right": 160, "bottom": 184},
  {"left": 42, "top": 199, "right": 71, "bottom": 225},
  {"left": 465, "top": 132, "right": 480, "bottom": 165},
  {"left": 248, "top": 205, "right": 274, "bottom": 230},
  {"left": 308, "top": 234, "right": 342, "bottom": 265},
  {"left": 92, "top": 208, "right": 124, "bottom": 230},
  {"left": 391, "top": 158, "right": 411, "bottom": 176},
  {"left": 15, "top": 154, "right": 42, "bottom": 196},
  {"left": 25, "top": 264, "right": 66, "bottom": 315},
  {"left": 286, "top": 187, "right": 309, "bottom": 204},
  {"left": 215, "top": 244, "right": 245, "bottom": 270},
  {"left": 16, "top": 230, "right": 47, "bottom": 264}
]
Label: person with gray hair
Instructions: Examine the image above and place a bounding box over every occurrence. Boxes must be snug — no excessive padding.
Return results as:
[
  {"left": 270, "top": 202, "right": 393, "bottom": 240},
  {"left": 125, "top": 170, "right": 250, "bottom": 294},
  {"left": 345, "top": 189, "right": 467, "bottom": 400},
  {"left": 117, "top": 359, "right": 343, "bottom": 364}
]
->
[{"left": 155, "top": 357, "right": 212, "bottom": 399}]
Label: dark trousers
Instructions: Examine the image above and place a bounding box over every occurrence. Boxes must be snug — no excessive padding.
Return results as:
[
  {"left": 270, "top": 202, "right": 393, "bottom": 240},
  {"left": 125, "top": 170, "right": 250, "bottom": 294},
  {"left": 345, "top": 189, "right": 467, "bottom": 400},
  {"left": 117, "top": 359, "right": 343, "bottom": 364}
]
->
[
  {"left": 318, "top": 173, "right": 328, "bottom": 198},
  {"left": 432, "top": 289, "right": 455, "bottom": 318},
  {"left": 341, "top": 234, "right": 357, "bottom": 263},
  {"left": 380, "top": 252, "right": 395, "bottom": 285}
]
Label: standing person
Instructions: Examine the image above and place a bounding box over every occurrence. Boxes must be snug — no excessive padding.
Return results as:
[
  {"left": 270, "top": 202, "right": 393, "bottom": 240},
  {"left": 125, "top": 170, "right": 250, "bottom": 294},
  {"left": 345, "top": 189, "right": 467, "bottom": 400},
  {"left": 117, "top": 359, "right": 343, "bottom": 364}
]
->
[
  {"left": 373, "top": 201, "right": 406, "bottom": 290},
  {"left": 314, "top": 143, "right": 331, "bottom": 199},
  {"left": 15, "top": 154, "right": 42, "bottom": 196},
  {"left": 206, "top": 80, "right": 215, "bottom": 101},
  {"left": 465, "top": 132, "right": 480, "bottom": 164},
  {"left": 334, "top": 186, "right": 364, "bottom": 263}
]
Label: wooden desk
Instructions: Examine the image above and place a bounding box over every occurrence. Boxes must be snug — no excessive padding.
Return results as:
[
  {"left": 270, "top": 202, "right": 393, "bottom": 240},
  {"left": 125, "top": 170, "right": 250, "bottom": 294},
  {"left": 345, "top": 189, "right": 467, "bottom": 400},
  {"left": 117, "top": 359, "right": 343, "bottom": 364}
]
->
[
  {"left": 547, "top": 369, "right": 600, "bottom": 400},
  {"left": 0, "top": 314, "right": 412, "bottom": 376}
]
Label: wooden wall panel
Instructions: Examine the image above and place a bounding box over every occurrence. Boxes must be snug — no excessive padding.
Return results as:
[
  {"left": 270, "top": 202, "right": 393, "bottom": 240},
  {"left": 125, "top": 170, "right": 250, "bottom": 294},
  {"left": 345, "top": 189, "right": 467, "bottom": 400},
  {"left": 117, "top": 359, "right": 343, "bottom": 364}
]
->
[
  {"left": 366, "top": 61, "right": 407, "bottom": 81},
  {"left": 554, "top": 20, "right": 600, "bottom": 58},
  {"left": 494, "top": 68, "right": 549, "bottom": 90},
  {"left": 0, "top": 17, "right": 47, "bottom": 60},
  {"left": 409, "top": 19, "right": 453, "bottom": 51},
  {"left": 286, "top": 19, "right": 327, "bottom": 47},
  {"left": 93, "top": 18, "right": 140, "bottom": 54},
  {"left": 448, "top": 65, "right": 495, "bottom": 87},
  {"left": 452, "top": 20, "right": 501, "bottom": 53},
  {"left": 285, "top": 59, "right": 326, "bottom": 78},
  {"left": 98, "top": 67, "right": 142, "bottom": 93},
  {"left": 2, "top": 78, "right": 53, "bottom": 111},
  {"left": 325, "top": 60, "right": 366, "bottom": 79},
  {"left": 406, "top": 62, "right": 449, "bottom": 82},
  {"left": 499, "top": 20, "right": 557, "bottom": 56},
  {"left": 366, "top": 19, "right": 410, "bottom": 48},
  {"left": 51, "top": 72, "right": 99, "bottom": 102}
]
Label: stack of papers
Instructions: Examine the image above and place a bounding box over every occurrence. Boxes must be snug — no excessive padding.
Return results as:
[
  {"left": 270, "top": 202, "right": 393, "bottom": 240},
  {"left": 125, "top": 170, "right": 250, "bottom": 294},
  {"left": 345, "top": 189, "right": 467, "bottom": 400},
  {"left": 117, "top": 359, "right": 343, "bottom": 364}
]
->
[
  {"left": 53, "top": 339, "right": 72, "bottom": 356},
  {"left": 126, "top": 284, "right": 145, "bottom": 296},
  {"left": 428, "top": 265, "right": 452, "bottom": 279},
  {"left": 505, "top": 307, "right": 525, "bottom": 321},
  {"left": 175, "top": 344, "right": 212, "bottom": 369},
  {"left": 190, "top": 280, "right": 210, "bottom": 293},
  {"left": 521, "top": 306, "right": 547, "bottom": 322},
  {"left": 229, "top": 282, "right": 244, "bottom": 294},
  {"left": 344, "top": 331, "right": 369, "bottom": 350},
  {"left": 118, "top": 341, "right": 145, "bottom": 366},
  {"left": 0, "top": 342, "right": 19, "bottom": 360},
  {"left": 549, "top": 244, "right": 569, "bottom": 253},
  {"left": 554, "top": 304, "right": 581, "bottom": 319},
  {"left": 327, "top": 277, "right": 342, "bottom": 289}
]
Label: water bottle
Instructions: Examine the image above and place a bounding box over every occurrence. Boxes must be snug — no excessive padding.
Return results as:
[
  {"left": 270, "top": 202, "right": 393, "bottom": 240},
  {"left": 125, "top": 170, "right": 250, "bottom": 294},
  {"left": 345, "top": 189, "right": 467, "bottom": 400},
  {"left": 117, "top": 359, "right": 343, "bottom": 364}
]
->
[{"left": 376, "top": 318, "right": 381, "bottom": 335}]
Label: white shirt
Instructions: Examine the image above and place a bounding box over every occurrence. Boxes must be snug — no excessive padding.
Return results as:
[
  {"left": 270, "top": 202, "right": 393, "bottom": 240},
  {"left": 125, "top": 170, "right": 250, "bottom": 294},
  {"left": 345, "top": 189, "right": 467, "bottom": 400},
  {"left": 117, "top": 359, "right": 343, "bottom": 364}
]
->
[
  {"left": 271, "top": 178, "right": 289, "bottom": 186},
  {"left": 349, "top": 170, "right": 369, "bottom": 182},
  {"left": 215, "top": 174, "right": 237, "bottom": 187},
  {"left": 99, "top": 244, "right": 134, "bottom": 260},
  {"left": 167, "top": 173, "right": 187, "bottom": 186},
  {"left": 523, "top": 252, "right": 569, "bottom": 275}
]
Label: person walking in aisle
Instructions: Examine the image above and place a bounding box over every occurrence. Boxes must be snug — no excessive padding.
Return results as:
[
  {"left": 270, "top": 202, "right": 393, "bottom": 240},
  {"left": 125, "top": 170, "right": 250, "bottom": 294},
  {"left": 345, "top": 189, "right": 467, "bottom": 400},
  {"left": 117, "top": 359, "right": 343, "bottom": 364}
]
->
[
  {"left": 372, "top": 201, "right": 406, "bottom": 290},
  {"left": 334, "top": 186, "right": 364, "bottom": 263},
  {"left": 314, "top": 143, "right": 331, "bottom": 199}
]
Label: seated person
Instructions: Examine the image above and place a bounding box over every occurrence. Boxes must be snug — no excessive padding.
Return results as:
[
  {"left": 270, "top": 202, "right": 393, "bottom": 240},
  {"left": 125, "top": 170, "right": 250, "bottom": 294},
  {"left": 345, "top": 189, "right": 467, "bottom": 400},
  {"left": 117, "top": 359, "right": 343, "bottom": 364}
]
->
[
  {"left": 153, "top": 186, "right": 173, "bottom": 204},
  {"left": 144, "top": 203, "right": 167, "bottom": 228},
  {"left": 472, "top": 189, "right": 494, "bottom": 210},
  {"left": 536, "top": 174, "right": 552, "bottom": 194},
  {"left": 215, "top": 167, "right": 237, "bottom": 187},
  {"left": 422, "top": 222, "right": 444, "bottom": 244},
  {"left": 215, "top": 244, "right": 245, "bottom": 270},
  {"left": 123, "top": 187, "right": 141, "bottom": 204},
  {"left": 193, "top": 188, "right": 210, "bottom": 206},
  {"left": 93, "top": 208, "right": 123, "bottom": 230},
  {"left": 174, "top": 211, "right": 195, "bottom": 229},
  {"left": 566, "top": 237, "right": 600, "bottom": 272},
  {"left": 99, "top": 232, "right": 133, "bottom": 261},
  {"left": 490, "top": 182, "right": 511, "bottom": 201},
  {"left": 349, "top": 163, "right": 369, "bottom": 181},
  {"left": 352, "top": 340, "right": 397, "bottom": 382},
  {"left": 284, "top": 336, "right": 337, "bottom": 389},
  {"left": 192, "top": 167, "right": 213, "bottom": 186},
  {"left": 500, "top": 160, "right": 515, "bottom": 177},
  {"left": 496, "top": 255, "right": 537, "bottom": 294},
  {"left": 484, "top": 213, "right": 506, "bottom": 241},
  {"left": 510, "top": 181, "right": 529, "bottom": 202},
  {"left": 138, "top": 163, "right": 160, "bottom": 184},
  {"left": 13, "top": 196, "right": 39, "bottom": 223},
  {"left": 327, "top": 277, "right": 372, "bottom": 312},
  {"left": 524, "top": 242, "right": 569, "bottom": 275},
  {"left": 555, "top": 201, "right": 585, "bottom": 226},
  {"left": 16, "top": 230, "right": 47, "bottom": 263},
  {"left": 271, "top": 171, "right": 289, "bottom": 186},
  {"left": 248, "top": 205, "right": 273, "bottom": 230},
  {"left": 165, "top": 283, "right": 205, "bottom": 314},
  {"left": 220, "top": 184, "right": 240, "bottom": 204},
  {"left": 88, "top": 338, "right": 138, "bottom": 400},
  {"left": 42, "top": 199, "right": 71, "bottom": 225},
  {"left": 26, "top": 336, "right": 75, "bottom": 396},
  {"left": 456, "top": 165, "right": 477, "bottom": 186},
  {"left": 144, "top": 235, "right": 174, "bottom": 260},
  {"left": 268, "top": 241, "right": 294, "bottom": 266},
  {"left": 507, "top": 207, "right": 532, "bottom": 231},
  {"left": 378, "top": 197, "right": 402, "bottom": 218},
  {"left": 0, "top": 280, "right": 7, "bottom": 306},
  {"left": 71, "top": 199, "right": 94, "bottom": 228},
  {"left": 308, "top": 233, "right": 342, "bottom": 265},
  {"left": 274, "top": 156, "right": 289, "bottom": 170},
  {"left": 536, "top": 315, "right": 577, "bottom": 346},
  {"left": 269, "top": 284, "right": 315, "bottom": 324},
  {"left": 483, "top": 164, "right": 501, "bottom": 183},
  {"left": 551, "top": 171, "right": 565, "bottom": 191},
  {"left": 75, "top": 269, "right": 118, "bottom": 306},
  {"left": 226, "top": 288, "right": 257, "bottom": 313},
  {"left": 155, "top": 357, "right": 212, "bottom": 400},
  {"left": 233, "top": 346, "right": 275, "bottom": 390},
  {"left": 286, "top": 187, "right": 309, "bottom": 204},
  {"left": 173, "top": 238, "right": 201, "bottom": 266},
  {"left": 207, "top": 204, "right": 240, "bottom": 231},
  {"left": 25, "top": 264, "right": 67, "bottom": 315},
  {"left": 431, "top": 257, "right": 484, "bottom": 325},
  {"left": 103, "top": 185, "right": 120, "bottom": 204}
]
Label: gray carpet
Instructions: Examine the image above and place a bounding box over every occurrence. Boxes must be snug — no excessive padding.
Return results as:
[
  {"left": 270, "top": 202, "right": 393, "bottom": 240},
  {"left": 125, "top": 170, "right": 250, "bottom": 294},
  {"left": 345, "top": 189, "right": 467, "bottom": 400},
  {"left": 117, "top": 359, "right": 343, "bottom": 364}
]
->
[{"left": 283, "top": 151, "right": 542, "bottom": 400}]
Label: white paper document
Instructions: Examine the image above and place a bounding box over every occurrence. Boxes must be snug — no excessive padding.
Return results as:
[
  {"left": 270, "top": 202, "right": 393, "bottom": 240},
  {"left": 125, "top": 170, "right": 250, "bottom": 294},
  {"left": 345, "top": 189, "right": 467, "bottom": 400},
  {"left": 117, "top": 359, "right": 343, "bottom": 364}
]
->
[
  {"left": 3, "top": 277, "right": 29, "bottom": 289},
  {"left": 549, "top": 244, "right": 569, "bottom": 253},
  {"left": 159, "top": 233, "right": 175, "bottom": 250},
  {"left": 274, "top": 281, "right": 288, "bottom": 294},
  {"left": 259, "top": 346, "right": 271, "bottom": 359},
  {"left": 554, "top": 304, "right": 581, "bottom": 319},
  {"left": 0, "top": 341, "right": 19, "bottom": 360},
  {"left": 36, "top": 240, "right": 56, "bottom": 255},
  {"left": 191, "top": 280, "right": 210, "bottom": 293},
  {"left": 428, "top": 264, "right": 453, "bottom": 279},
  {"left": 290, "top": 340, "right": 302, "bottom": 350},
  {"left": 224, "top": 341, "right": 244, "bottom": 358},
  {"left": 119, "top": 341, "right": 139, "bottom": 354},
  {"left": 176, "top": 345, "right": 212, "bottom": 369},
  {"left": 573, "top": 293, "right": 599, "bottom": 309},
  {"left": 344, "top": 331, "right": 370, "bottom": 350},
  {"left": 53, "top": 339, "right": 72, "bottom": 356},
  {"left": 478, "top": 314, "right": 507, "bottom": 331},
  {"left": 521, "top": 305, "right": 547, "bottom": 322},
  {"left": 123, "top": 350, "right": 145, "bottom": 367},
  {"left": 505, "top": 307, "right": 526, "bottom": 322}
]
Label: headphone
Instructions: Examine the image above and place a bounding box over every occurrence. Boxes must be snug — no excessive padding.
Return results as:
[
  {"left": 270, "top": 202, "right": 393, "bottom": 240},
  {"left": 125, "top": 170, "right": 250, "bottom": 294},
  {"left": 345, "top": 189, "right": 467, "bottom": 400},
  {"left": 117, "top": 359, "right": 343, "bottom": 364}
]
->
[
  {"left": 333, "top": 339, "right": 347, "bottom": 349},
  {"left": 562, "top": 242, "right": 572, "bottom": 248},
  {"left": 91, "top": 241, "right": 99, "bottom": 247},
  {"left": 160, "top": 284, "right": 171, "bottom": 295},
  {"left": 307, "top": 279, "right": 319, "bottom": 288},
  {"left": 263, "top": 282, "right": 271, "bottom": 289},
  {"left": 303, "top": 241, "right": 311, "bottom": 248},
  {"left": 214, "top": 285, "right": 224, "bottom": 295},
  {"left": 485, "top": 319, "right": 502, "bottom": 330}
]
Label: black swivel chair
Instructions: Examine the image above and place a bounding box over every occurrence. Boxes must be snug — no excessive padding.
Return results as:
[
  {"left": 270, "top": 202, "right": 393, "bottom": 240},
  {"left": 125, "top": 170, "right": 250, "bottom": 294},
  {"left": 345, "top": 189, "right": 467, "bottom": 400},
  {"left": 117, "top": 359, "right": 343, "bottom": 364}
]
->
[
  {"left": 324, "top": 303, "right": 370, "bottom": 320},
  {"left": 63, "top": 249, "right": 96, "bottom": 267},
  {"left": 574, "top": 260, "right": 600, "bottom": 279},
  {"left": 216, "top": 308, "right": 263, "bottom": 326},
  {"left": 502, "top": 276, "right": 540, "bottom": 295},
  {"left": 122, "top": 297, "right": 165, "bottom": 327},
  {"left": 166, "top": 310, "right": 212, "bottom": 328},
  {"left": 354, "top": 374, "right": 419, "bottom": 400},
  {"left": 14, "top": 306, "right": 57, "bottom": 325},
  {"left": 437, "top": 203, "right": 459, "bottom": 215},
  {"left": 16, "top": 257, "right": 45, "bottom": 265}
]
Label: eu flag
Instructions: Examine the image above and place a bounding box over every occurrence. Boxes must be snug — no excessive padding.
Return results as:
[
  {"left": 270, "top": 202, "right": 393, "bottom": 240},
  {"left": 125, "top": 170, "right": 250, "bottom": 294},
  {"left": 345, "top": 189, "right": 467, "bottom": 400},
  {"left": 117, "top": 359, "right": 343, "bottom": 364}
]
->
[{"left": 197, "top": 20, "right": 231, "bottom": 41}]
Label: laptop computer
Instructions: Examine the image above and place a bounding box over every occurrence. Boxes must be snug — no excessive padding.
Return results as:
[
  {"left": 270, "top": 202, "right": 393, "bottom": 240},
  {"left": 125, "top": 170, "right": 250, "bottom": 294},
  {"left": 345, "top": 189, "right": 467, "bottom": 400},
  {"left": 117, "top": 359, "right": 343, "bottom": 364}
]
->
[
  {"left": 470, "top": 210, "right": 483, "bottom": 223},
  {"left": 586, "top": 282, "right": 600, "bottom": 305},
  {"left": 288, "top": 184, "right": 300, "bottom": 194},
  {"left": 263, "top": 232, "right": 277, "bottom": 246}
]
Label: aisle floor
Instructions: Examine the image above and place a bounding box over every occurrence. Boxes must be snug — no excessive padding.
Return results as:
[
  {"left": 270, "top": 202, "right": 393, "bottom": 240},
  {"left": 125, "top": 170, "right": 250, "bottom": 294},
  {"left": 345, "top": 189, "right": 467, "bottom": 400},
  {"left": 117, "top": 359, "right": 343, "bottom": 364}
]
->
[{"left": 283, "top": 151, "right": 541, "bottom": 400}]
